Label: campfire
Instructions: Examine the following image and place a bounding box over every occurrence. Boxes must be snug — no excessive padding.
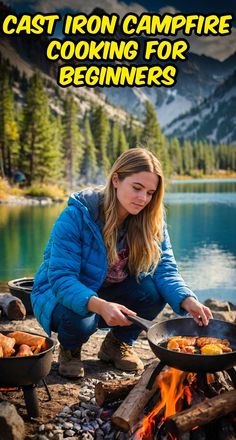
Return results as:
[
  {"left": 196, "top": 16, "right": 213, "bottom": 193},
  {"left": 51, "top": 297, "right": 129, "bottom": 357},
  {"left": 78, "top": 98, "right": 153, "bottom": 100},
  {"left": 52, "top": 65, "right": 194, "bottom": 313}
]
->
[
  {"left": 95, "top": 360, "right": 236, "bottom": 440},
  {"left": 137, "top": 368, "right": 194, "bottom": 439}
]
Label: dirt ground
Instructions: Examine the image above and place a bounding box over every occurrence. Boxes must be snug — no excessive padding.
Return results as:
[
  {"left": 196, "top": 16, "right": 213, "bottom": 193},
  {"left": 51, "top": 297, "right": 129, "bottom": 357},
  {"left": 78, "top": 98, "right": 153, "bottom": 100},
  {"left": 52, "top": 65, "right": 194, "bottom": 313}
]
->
[{"left": 0, "top": 315, "right": 156, "bottom": 439}]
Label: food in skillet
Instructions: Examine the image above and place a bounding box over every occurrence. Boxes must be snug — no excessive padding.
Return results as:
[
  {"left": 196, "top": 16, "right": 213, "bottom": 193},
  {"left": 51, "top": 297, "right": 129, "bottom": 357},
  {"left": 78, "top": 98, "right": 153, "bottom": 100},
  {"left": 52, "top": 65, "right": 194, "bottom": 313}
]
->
[
  {"left": 0, "top": 331, "right": 47, "bottom": 357},
  {"left": 167, "top": 336, "right": 197, "bottom": 353},
  {"left": 196, "top": 337, "right": 229, "bottom": 347},
  {"left": 166, "top": 336, "right": 232, "bottom": 354}
]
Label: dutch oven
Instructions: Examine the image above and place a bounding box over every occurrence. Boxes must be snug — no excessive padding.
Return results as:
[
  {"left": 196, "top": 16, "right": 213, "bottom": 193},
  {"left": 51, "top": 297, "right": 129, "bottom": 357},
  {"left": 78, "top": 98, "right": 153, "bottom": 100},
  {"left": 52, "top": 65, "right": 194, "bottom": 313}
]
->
[
  {"left": 0, "top": 330, "right": 55, "bottom": 417},
  {"left": 8, "top": 277, "right": 34, "bottom": 315}
]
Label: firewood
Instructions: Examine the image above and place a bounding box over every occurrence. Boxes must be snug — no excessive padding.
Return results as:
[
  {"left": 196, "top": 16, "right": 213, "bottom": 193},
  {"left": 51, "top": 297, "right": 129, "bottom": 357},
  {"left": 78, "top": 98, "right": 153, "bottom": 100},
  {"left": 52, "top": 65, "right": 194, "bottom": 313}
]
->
[
  {"left": 95, "top": 377, "right": 139, "bottom": 406},
  {"left": 0, "top": 294, "right": 26, "bottom": 320},
  {"left": 216, "top": 416, "right": 236, "bottom": 440},
  {"left": 111, "top": 360, "right": 160, "bottom": 432},
  {"left": 165, "top": 389, "right": 236, "bottom": 437}
]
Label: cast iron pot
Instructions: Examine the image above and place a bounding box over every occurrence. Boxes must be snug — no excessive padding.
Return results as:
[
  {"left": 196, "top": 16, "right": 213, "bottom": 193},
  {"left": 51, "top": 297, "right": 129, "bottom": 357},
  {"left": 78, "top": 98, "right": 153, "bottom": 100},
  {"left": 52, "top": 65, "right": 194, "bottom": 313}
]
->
[
  {"left": 8, "top": 277, "right": 34, "bottom": 315},
  {"left": 127, "top": 316, "right": 236, "bottom": 373},
  {"left": 0, "top": 330, "right": 55, "bottom": 387}
]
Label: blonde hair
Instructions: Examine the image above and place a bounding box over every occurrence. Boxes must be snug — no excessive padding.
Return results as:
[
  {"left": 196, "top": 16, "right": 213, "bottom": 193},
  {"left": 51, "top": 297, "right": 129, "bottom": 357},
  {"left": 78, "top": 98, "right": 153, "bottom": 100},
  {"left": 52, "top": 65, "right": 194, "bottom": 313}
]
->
[{"left": 103, "top": 148, "right": 164, "bottom": 277}]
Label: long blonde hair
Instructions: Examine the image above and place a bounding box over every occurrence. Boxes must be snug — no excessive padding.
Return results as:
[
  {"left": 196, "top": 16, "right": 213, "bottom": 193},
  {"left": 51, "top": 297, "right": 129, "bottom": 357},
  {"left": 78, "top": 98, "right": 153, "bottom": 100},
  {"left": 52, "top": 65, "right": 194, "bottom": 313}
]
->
[{"left": 103, "top": 148, "right": 164, "bottom": 277}]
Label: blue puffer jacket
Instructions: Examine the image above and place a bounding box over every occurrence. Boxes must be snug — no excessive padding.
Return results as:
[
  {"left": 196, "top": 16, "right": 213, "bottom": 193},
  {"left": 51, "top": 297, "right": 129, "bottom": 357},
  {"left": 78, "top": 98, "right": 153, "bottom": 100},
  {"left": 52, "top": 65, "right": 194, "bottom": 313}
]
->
[{"left": 31, "top": 190, "right": 196, "bottom": 335}]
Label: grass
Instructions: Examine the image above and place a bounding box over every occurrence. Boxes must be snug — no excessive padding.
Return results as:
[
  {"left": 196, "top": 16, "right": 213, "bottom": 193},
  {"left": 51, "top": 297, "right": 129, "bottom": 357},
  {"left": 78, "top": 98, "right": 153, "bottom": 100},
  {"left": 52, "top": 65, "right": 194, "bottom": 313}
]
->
[
  {"left": 0, "top": 178, "right": 24, "bottom": 200},
  {"left": 24, "top": 184, "right": 66, "bottom": 200},
  {"left": 0, "top": 179, "right": 66, "bottom": 201}
]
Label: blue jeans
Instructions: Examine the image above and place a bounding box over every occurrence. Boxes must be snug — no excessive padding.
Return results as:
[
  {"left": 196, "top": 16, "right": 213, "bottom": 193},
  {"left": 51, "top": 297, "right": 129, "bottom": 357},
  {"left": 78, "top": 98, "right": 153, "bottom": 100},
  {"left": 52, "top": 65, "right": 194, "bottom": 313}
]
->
[{"left": 51, "top": 275, "right": 164, "bottom": 349}]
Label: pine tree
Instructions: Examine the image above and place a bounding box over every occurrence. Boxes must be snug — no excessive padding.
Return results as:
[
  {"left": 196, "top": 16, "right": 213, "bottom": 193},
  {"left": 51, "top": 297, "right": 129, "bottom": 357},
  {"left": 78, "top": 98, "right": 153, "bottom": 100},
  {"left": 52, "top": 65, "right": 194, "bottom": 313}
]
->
[
  {"left": 203, "top": 143, "right": 215, "bottom": 174},
  {"left": 109, "top": 120, "right": 120, "bottom": 163},
  {"left": 0, "top": 71, "right": 20, "bottom": 178},
  {"left": 182, "top": 139, "right": 194, "bottom": 175},
  {"left": 90, "top": 105, "right": 110, "bottom": 176},
  {"left": 117, "top": 126, "right": 128, "bottom": 156},
  {"left": 62, "top": 91, "right": 84, "bottom": 189},
  {"left": 20, "top": 72, "right": 59, "bottom": 184},
  {"left": 80, "top": 114, "right": 97, "bottom": 183},
  {"left": 228, "top": 145, "right": 236, "bottom": 171},
  {"left": 194, "top": 141, "right": 205, "bottom": 171},
  {"left": 141, "top": 101, "right": 170, "bottom": 173},
  {"left": 141, "top": 102, "right": 164, "bottom": 155},
  {"left": 47, "top": 115, "right": 64, "bottom": 183},
  {"left": 125, "top": 115, "right": 141, "bottom": 148},
  {"left": 169, "top": 137, "right": 183, "bottom": 175}
]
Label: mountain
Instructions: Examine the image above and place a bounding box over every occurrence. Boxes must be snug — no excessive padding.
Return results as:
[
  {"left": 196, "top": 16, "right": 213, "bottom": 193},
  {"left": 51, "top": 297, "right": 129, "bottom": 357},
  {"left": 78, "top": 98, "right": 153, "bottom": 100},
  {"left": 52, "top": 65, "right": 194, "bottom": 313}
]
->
[
  {"left": 164, "top": 70, "right": 236, "bottom": 144},
  {"left": 0, "top": 3, "right": 133, "bottom": 125},
  {"left": 102, "top": 51, "right": 236, "bottom": 128}
]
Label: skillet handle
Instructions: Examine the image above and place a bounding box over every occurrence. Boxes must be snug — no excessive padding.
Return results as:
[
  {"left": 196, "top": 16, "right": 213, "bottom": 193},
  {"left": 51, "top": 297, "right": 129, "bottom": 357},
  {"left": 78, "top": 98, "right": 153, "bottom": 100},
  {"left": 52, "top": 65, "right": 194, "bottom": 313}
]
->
[{"left": 124, "top": 314, "right": 154, "bottom": 331}]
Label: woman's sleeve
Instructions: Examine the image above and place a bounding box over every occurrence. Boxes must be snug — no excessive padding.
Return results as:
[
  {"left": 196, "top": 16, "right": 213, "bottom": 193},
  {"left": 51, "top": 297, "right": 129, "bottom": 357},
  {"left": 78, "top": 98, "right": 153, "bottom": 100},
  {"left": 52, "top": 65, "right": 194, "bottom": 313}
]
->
[
  {"left": 47, "top": 206, "right": 98, "bottom": 316},
  {"left": 153, "top": 223, "right": 197, "bottom": 315}
]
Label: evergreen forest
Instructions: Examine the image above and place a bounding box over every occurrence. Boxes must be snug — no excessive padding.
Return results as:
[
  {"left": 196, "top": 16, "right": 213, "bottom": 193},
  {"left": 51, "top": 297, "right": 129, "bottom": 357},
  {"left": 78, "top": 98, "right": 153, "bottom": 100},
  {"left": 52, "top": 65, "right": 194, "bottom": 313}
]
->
[{"left": 0, "top": 61, "right": 236, "bottom": 191}]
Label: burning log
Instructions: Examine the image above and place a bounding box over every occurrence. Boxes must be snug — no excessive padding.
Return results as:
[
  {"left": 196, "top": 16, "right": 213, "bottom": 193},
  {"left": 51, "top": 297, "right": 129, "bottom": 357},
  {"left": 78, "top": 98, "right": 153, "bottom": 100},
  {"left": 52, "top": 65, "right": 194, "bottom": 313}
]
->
[
  {"left": 95, "top": 377, "right": 139, "bottom": 407},
  {"left": 0, "top": 294, "right": 26, "bottom": 320},
  {"left": 111, "top": 360, "right": 160, "bottom": 432},
  {"left": 165, "top": 389, "right": 236, "bottom": 437}
]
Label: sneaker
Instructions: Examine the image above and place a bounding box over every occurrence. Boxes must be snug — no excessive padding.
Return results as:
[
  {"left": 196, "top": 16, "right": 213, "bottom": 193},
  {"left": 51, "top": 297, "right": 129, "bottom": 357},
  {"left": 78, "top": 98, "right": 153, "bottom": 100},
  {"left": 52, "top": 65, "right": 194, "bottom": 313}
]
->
[
  {"left": 98, "top": 331, "right": 144, "bottom": 371},
  {"left": 58, "top": 345, "right": 84, "bottom": 378}
]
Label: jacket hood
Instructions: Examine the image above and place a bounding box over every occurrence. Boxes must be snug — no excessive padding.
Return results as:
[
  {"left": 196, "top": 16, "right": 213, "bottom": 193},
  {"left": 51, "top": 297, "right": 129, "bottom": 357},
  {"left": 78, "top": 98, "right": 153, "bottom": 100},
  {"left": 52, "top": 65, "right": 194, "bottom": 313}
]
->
[{"left": 68, "top": 188, "right": 103, "bottom": 222}]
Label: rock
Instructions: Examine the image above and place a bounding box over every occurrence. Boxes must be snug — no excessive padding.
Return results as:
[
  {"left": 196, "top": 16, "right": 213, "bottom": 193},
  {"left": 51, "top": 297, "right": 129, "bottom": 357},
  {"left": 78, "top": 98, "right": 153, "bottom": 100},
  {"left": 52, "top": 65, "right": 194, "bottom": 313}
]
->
[
  {"left": 44, "top": 423, "right": 55, "bottom": 431},
  {"left": 212, "top": 311, "right": 236, "bottom": 323},
  {"left": 0, "top": 401, "right": 25, "bottom": 440},
  {"left": 63, "top": 422, "right": 74, "bottom": 429},
  {"left": 204, "top": 299, "right": 231, "bottom": 311},
  {"left": 228, "top": 301, "right": 236, "bottom": 311},
  {"left": 64, "top": 429, "right": 75, "bottom": 437},
  {"left": 37, "top": 436, "right": 49, "bottom": 440}
]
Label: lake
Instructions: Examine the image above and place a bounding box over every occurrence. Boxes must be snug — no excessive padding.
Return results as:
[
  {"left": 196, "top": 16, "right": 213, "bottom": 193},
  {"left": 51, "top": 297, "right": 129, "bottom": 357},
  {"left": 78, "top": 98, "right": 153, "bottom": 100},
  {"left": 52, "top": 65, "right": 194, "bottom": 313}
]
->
[{"left": 0, "top": 179, "right": 236, "bottom": 303}]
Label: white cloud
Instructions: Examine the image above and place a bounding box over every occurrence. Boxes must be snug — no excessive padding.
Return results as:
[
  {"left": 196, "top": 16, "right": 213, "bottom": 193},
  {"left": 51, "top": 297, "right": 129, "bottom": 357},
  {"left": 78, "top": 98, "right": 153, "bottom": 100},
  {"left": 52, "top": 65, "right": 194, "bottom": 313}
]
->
[
  {"left": 19, "top": 0, "right": 146, "bottom": 17},
  {"left": 187, "top": 28, "right": 236, "bottom": 61},
  {"left": 158, "top": 6, "right": 180, "bottom": 15},
  {"left": 158, "top": 5, "right": 236, "bottom": 61}
]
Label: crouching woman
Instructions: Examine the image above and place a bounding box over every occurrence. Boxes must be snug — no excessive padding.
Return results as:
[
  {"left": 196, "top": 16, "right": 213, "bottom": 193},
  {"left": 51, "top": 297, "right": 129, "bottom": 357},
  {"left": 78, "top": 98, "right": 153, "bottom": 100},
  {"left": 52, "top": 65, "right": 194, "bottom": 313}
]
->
[{"left": 31, "top": 148, "right": 212, "bottom": 378}]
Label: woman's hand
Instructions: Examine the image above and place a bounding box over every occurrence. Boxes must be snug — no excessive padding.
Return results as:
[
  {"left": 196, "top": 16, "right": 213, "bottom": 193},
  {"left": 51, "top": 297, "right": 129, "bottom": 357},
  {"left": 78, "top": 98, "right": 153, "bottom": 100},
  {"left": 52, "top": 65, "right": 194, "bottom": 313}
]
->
[
  {"left": 181, "top": 297, "right": 213, "bottom": 326},
  {"left": 87, "top": 296, "right": 136, "bottom": 326}
]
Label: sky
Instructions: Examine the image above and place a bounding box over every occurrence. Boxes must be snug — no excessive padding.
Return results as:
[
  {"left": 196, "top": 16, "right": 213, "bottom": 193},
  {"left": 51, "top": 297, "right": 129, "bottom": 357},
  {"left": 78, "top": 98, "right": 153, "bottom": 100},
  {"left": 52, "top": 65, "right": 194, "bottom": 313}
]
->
[{"left": 3, "top": 0, "right": 236, "bottom": 60}]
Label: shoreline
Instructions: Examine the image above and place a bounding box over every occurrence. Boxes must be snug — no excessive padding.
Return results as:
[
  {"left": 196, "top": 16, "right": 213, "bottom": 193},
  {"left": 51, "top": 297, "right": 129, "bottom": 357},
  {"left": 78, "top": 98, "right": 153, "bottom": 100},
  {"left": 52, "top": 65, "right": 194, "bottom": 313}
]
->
[
  {"left": 0, "top": 177, "right": 236, "bottom": 205},
  {"left": 171, "top": 173, "right": 236, "bottom": 182},
  {"left": 0, "top": 194, "right": 66, "bottom": 206}
]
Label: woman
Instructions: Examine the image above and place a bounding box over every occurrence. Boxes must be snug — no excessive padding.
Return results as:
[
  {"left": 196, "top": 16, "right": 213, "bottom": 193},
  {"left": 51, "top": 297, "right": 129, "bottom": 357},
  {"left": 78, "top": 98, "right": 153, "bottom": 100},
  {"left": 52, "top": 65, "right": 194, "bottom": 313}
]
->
[{"left": 31, "top": 148, "right": 212, "bottom": 378}]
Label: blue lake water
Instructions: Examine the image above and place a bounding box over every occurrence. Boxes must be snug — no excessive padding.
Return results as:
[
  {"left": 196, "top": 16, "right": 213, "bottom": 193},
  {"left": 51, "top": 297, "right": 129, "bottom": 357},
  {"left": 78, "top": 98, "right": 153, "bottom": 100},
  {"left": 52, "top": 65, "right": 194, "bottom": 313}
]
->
[{"left": 0, "top": 180, "right": 235, "bottom": 303}]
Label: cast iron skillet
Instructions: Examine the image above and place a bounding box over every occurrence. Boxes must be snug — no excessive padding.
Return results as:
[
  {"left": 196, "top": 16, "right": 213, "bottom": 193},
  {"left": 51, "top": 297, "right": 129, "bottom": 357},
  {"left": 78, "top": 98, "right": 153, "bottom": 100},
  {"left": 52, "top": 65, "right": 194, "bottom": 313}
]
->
[{"left": 127, "top": 316, "right": 236, "bottom": 373}]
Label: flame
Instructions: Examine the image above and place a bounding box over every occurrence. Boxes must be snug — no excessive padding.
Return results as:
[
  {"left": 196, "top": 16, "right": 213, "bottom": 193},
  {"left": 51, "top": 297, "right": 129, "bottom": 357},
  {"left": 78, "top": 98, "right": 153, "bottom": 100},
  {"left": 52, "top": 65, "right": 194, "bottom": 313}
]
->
[
  {"left": 206, "top": 373, "right": 214, "bottom": 384},
  {"left": 137, "top": 368, "right": 195, "bottom": 440},
  {"left": 0, "top": 387, "right": 18, "bottom": 391}
]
